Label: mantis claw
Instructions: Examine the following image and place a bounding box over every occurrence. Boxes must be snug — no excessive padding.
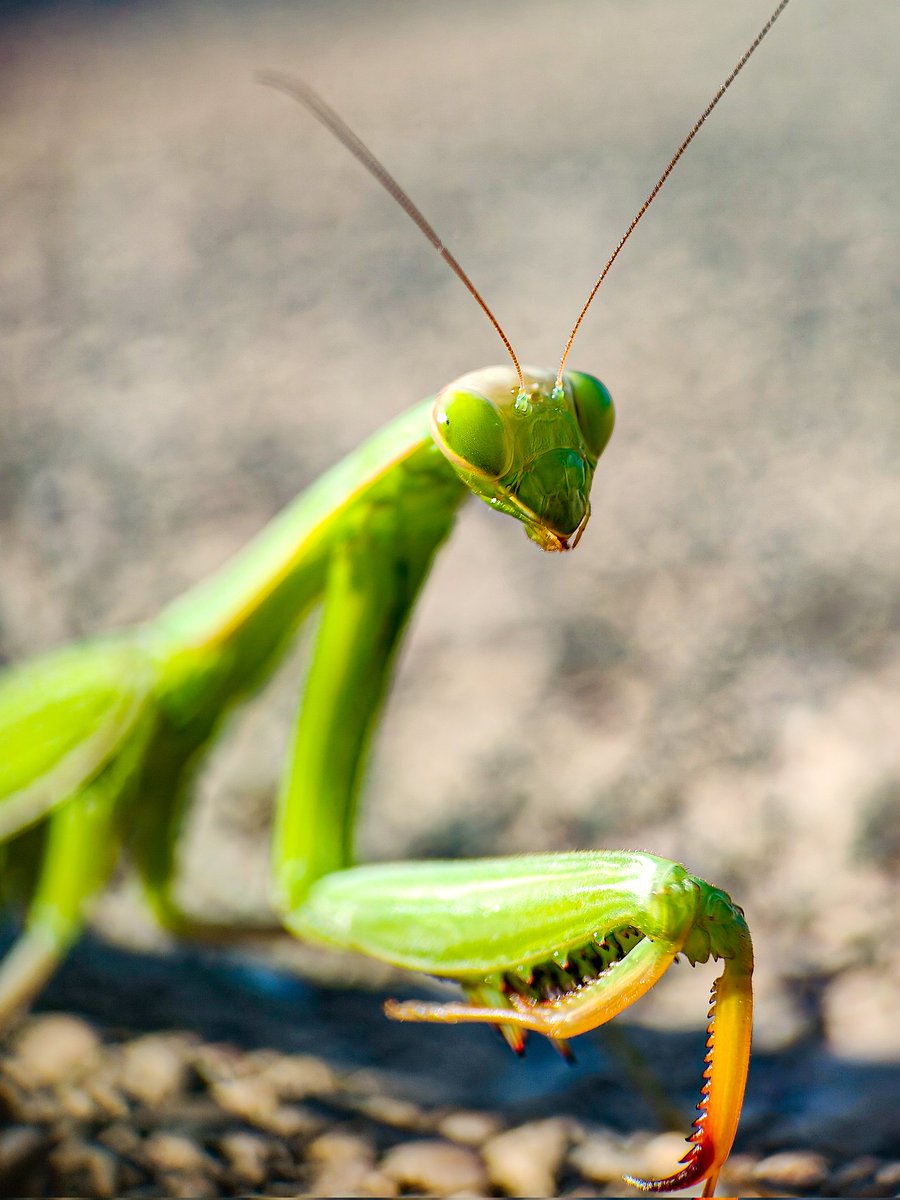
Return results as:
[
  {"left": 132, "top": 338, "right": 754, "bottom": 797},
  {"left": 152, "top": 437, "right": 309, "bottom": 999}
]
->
[{"left": 626, "top": 924, "right": 754, "bottom": 1196}]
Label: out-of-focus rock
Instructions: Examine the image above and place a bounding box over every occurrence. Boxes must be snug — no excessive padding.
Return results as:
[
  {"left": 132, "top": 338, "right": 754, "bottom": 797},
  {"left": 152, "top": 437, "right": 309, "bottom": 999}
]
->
[
  {"left": 752, "top": 1149, "right": 830, "bottom": 1191},
  {"left": 437, "top": 1109, "right": 502, "bottom": 1146},
  {"left": 482, "top": 1118, "right": 572, "bottom": 1197},
  {"left": 49, "top": 1137, "right": 120, "bottom": 1199},
  {"left": 381, "top": 1138, "right": 489, "bottom": 1196},
  {"left": 117, "top": 1033, "right": 192, "bottom": 1106},
  {"left": 9, "top": 1015, "right": 101, "bottom": 1087}
]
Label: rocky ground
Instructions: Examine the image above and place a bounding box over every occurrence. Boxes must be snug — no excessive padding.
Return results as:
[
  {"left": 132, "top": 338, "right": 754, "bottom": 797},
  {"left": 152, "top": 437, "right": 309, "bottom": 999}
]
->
[
  {"left": 0, "top": 941, "right": 897, "bottom": 1198},
  {"left": 1, "top": 1, "right": 898, "bottom": 1196}
]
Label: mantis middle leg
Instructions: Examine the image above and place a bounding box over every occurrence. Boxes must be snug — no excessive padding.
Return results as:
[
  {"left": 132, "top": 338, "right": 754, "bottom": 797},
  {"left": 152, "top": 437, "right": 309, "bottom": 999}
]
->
[{"left": 273, "top": 466, "right": 462, "bottom": 911}]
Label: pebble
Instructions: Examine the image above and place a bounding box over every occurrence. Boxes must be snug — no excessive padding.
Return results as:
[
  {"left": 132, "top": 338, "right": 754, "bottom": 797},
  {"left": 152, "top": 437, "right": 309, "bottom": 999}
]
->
[
  {"left": 381, "top": 1138, "right": 490, "bottom": 1196},
  {"left": 437, "top": 1109, "right": 503, "bottom": 1146},
  {"left": 96, "top": 1122, "right": 142, "bottom": 1158},
  {"left": 265, "top": 1102, "right": 322, "bottom": 1138},
  {"left": 875, "top": 1161, "right": 900, "bottom": 1191},
  {"left": 258, "top": 1052, "right": 335, "bottom": 1098},
  {"left": 210, "top": 1073, "right": 278, "bottom": 1124},
  {"left": 482, "top": 1118, "right": 571, "bottom": 1197},
  {"left": 218, "top": 1130, "right": 275, "bottom": 1188},
  {"left": 142, "top": 1131, "right": 220, "bottom": 1177},
  {"left": 829, "top": 1155, "right": 883, "bottom": 1193},
  {"left": 753, "top": 1149, "right": 830, "bottom": 1191},
  {"left": 213, "top": 1072, "right": 320, "bottom": 1136},
  {"left": 9, "top": 1015, "right": 101, "bottom": 1087},
  {"left": 0, "top": 1074, "right": 25, "bottom": 1113},
  {"left": 57, "top": 1083, "right": 100, "bottom": 1121},
  {"left": 310, "top": 1159, "right": 384, "bottom": 1196},
  {"left": 571, "top": 1128, "right": 695, "bottom": 1190},
  {"left": 0, "top": 1084, "right": 59, "bottom": 1124},
  {"left": 0, "top": 1124, "right": 45, "bottom": 1183},
  {"left": 356, "top": 1169, "right": 400, "bottom": 1196},
  {"left": 117, "top": 1034, "right": 190, "bottom": 1106},
  {"left": 193, "top": 1041, "right": 250, "bottom": 1083},
  {"left": 156, "top": 1169, "right": 219, "bottom": 1197},
  {"left": 49, "top": 1137, "right": 119, "bottom": 1199},
  {"left": 717, "top": 1152, "right": 759, "bottom": 1189},
  {"left": 308, "top": 1131, "right": 380, "bottom": 1196},
  {"left": 150, "top": 1093, "right": 232, "bottom": 1134},
  {"left": 569, "top": 1128, "right": 634, "bottom": 1184},
  {"left": 86, "top": 1076, "right": 129, "bottom": 1118},
  {"left": 309, "top": 1131, "right": 375, "bottom": 1167},
  {"left": 639, "top": 1131, "right": 700, "bottom": 1181},
  {"left": 356, "top": 1092, "right": 429, "bottom": 1130}
]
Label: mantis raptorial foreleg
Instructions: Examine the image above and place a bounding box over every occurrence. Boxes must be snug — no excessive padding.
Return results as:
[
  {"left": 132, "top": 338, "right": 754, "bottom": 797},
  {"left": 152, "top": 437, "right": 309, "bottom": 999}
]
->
[
  {"left": 0, "top": 3, "right": 797, "bottom": 1193},
  {"left": 291, "top": 853, "right": 753, "bottom": 1197}
]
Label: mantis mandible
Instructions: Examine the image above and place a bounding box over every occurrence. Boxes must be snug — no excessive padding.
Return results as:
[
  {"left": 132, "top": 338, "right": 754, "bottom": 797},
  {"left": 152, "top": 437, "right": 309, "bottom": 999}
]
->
[{"left": 0, "top": 3, "right": 794, "bottom": 1194}]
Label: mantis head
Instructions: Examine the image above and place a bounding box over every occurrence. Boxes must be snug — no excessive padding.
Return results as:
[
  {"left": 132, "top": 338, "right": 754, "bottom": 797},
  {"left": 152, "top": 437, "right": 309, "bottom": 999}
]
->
[
  {"left": 431, "top": 366, "right": 615, "bottom": 551},
  {"left": 262, "top": 0, "right": 790, "bottom": 563}
]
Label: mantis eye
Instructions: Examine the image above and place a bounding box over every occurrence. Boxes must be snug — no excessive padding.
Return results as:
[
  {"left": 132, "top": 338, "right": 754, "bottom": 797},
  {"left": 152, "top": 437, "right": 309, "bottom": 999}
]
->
[
  {"left": 566, "top": 371, "right": 615, "bottom": 460},
  {"left": 433, "top": 388, "right": 509, "bottom": 479}
]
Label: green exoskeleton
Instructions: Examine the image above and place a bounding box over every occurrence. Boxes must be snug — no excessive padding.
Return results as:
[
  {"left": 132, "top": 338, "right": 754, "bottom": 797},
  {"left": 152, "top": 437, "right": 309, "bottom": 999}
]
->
[{"left": 0, "top": 3, "right": 793, "bottom": 1194}]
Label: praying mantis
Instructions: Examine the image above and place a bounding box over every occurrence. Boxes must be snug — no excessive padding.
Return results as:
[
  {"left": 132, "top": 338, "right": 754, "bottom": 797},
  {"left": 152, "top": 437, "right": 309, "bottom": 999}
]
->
[{"left": 0, "top": 3, "right": 814, "bottom": 1195}]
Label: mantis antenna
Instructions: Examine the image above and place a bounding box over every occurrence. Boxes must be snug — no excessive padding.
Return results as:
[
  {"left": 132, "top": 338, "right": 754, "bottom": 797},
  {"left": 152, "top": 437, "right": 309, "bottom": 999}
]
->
[
  {"left": 556, "top": 0, "right": 793, "bottom": 386},
  {"left": 256, "top": 70, "right": 526, "bottom": 394},
  {"left": 260, "top": 0, "right": 791, "bottom": 397}
]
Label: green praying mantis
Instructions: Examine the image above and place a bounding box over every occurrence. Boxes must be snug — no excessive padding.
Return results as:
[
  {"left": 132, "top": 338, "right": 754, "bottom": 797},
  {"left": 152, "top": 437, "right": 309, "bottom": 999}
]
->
[{"left": 0, "top": 3, "right": 798, "bottom": 1194}]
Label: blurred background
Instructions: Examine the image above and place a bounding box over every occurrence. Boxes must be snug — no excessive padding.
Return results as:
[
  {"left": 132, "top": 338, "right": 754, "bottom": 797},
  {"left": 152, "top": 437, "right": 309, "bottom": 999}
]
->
[{"left": 0, "top": 0, "right": 898, "bottom": 1193}]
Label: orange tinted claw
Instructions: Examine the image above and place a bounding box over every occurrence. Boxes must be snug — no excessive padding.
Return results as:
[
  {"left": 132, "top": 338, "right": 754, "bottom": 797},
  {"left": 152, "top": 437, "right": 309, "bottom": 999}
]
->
[{"left": 625, "top": 951, "right": 753, "bottom": 1197}]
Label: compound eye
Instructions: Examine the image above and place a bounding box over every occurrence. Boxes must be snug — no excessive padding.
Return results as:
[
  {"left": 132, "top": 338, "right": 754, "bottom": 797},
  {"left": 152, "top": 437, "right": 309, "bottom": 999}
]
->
[
  {"left": 433, "top": 388, "right": 509, "bottom": 478},
  {"left": 566, "top": 370, "right": 615, "bottom": 459}
]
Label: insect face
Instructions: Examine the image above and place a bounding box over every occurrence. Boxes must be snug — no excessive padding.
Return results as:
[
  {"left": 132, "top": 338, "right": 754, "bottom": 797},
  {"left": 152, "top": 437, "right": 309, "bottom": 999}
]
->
[{"left": 432, "top": 365, "right": 615, "bottom": 551}]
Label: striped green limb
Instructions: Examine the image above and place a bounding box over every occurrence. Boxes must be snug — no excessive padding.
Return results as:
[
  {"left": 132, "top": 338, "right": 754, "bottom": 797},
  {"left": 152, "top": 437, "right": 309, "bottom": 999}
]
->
[
  {"left": 126, "top": 399, "right": 464, "bottom": 933},
  {"left": 0, "top": 638, "right": 156, "bottom": 1019},
  {"left": 0, "top": 686, "right": 155, "bottom": 1022},
  {"left": 0, "top": 401, "right": 457, "bottom": 991}
]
